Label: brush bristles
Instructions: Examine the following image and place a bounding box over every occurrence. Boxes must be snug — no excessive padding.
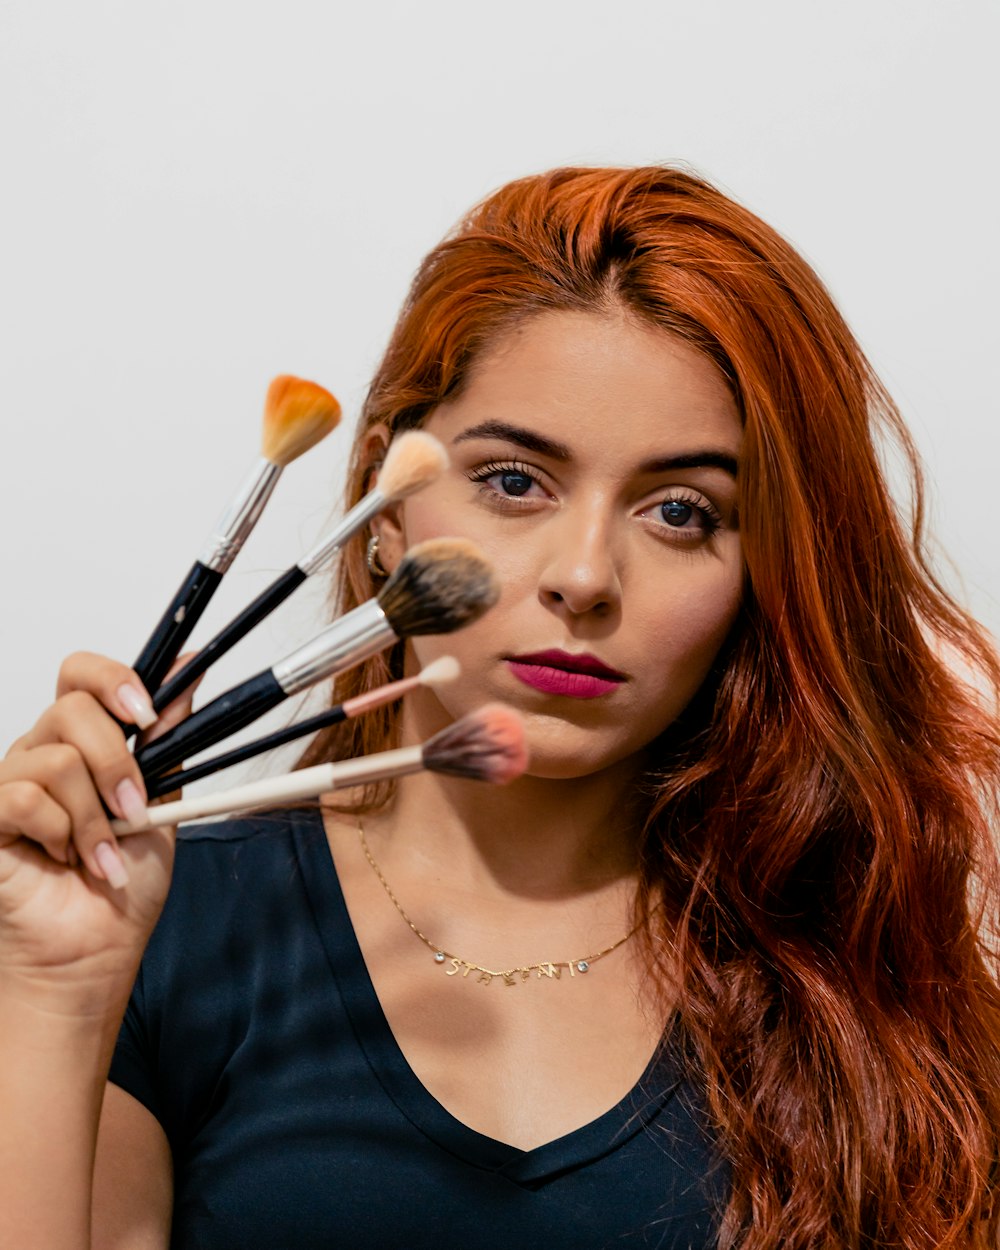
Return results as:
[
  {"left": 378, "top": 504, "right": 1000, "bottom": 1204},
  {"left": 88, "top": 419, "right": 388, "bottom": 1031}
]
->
[
  {"left": 262, "top": 375, "right": 342, "bottom": 466},
  {"left": 422, "top": 704, "right": 528, "bottom": 784},
  {"left": 419, "top": 655, "right": 461, "bottom": 687},
  {"left": 378, "top": 539, "right": 499, "bottom": 637},
  {"left": 378, "top": 431, "right": 448, "bottom": 500}
]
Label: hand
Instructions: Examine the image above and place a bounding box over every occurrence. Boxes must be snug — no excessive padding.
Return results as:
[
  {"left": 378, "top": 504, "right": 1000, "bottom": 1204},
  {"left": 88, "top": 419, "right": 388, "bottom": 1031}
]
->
[{"left": 0, "top": 652, "right": 197, "bottom": 999}]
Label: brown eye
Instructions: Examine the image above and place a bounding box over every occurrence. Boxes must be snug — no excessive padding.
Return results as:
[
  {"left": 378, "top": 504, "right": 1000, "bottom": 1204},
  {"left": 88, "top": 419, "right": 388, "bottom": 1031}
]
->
[
  {"left": 469, "top": 459, "right": 544, "bottom": 501},
  {"left": 661, "top": 500, "right": 694, "bottom": 527},
  {"left": 642, "top": 490, "right": 722, "bottom": 541},
  {"left": 499, "top": 471, "right": 533, "bottom": 496}
]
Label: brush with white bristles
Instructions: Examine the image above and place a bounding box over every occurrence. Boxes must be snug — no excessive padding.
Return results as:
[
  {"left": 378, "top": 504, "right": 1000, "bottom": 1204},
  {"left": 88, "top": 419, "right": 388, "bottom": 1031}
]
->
[
  {"left": 144, "top": 655, "right": 461, "bottom": 799},
  {"left": 114, "top": 703, "right": 527, "bottom": 834},
  {"left": 135, "top": 539, "right": 499, "bottom": 780},
  {"left": 131, "top": 375, "right": 342, "bottom": 698},
  {"left": 149, "top": 430, "right": 448, "bottom": 715}
]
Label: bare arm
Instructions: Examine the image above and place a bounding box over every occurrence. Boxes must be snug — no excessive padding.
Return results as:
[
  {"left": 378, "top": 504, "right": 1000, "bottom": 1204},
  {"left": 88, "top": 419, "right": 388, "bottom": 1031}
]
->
[
  {"left": 0, "top": 979, "right": 125, "bottom": 1249},
  {"left": 93, "top": 1085, "right": 173, "bottom": 1250},
  {"left": 0, "top": 653, "right": 196, "bottom": 1249}
]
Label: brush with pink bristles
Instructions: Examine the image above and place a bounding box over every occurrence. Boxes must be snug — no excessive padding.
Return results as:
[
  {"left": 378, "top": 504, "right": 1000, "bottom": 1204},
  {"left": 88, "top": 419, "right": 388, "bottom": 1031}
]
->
[
  {"left": 113, "top": 703, "right": 528, "bottom": 834},
  {"left": 143, "top": 655, "right": 462, "bottom": 799}
]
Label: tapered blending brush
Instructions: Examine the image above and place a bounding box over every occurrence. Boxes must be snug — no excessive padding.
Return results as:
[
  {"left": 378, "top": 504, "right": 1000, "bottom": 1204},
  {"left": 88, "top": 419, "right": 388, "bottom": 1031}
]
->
[
  {"left": 113, "top": 703, "right": 528, "bottom": 834},
  {"left": 144, "top": 656, "right": 462, "bottom": 799},
  {"left": 132, "top": 376, "right": 341, "bottom": 696},
  {"left": 135, "top": 539, "right": 499, "bottom": 779},
  {"left": 149, "top": 430, "right": 448, "bottom": 715}
]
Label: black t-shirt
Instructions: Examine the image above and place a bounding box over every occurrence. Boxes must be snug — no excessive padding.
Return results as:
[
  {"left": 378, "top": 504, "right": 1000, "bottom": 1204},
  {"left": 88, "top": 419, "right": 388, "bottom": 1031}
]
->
[{"left": 110, "top": 806, "right": 729, "bottom": 1249}]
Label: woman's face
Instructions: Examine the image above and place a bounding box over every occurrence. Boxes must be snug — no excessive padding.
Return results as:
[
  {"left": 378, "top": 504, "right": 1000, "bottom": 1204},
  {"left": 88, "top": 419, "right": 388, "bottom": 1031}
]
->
[{"left": 376, "top": 308, "right": 744, "bottom": 780}]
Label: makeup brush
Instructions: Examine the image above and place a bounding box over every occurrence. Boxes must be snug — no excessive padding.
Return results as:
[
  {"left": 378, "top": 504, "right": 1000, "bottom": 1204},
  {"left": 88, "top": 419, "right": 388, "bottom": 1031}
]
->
[
  {"left": 144, "top": 656, "right": 461, "bottom": 799},
  {"left": 135, "top": 539, "right": 499, "bottom": 779},
  {"left": 131, "top": 375, "right": 341, "bottom": 696},
  {"left": 149, "top": 430, "right": 448, "bottom": 715},
  {"left": 113, "top": 703, "right": 527, "bottom": 835}
]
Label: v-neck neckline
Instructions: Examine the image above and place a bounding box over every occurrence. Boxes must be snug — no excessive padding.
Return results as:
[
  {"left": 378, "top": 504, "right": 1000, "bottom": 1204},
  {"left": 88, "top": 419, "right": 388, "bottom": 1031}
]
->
[{"left": 292, "top": 806, "right": 685, "bottom": 1186}]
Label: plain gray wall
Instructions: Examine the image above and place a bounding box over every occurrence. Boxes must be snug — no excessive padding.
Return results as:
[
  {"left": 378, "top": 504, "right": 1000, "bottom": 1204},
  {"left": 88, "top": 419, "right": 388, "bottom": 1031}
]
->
[{"left": 2, "top": 0, "right": 997, "bottom": 783}]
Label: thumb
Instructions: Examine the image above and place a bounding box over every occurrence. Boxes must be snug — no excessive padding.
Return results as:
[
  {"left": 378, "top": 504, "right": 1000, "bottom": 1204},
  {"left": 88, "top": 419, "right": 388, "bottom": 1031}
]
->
[
  {"left": 137, "top": 652, "right": 205, "bottom": 747},
  {"left": 137, "top": 652, "right": 207, "bottom": 807}
]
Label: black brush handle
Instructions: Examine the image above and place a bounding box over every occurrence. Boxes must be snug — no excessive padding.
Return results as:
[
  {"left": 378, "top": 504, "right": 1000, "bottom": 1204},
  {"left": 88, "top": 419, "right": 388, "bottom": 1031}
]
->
[
  {"left": 133, "top": 561, "right": 224, "bottom": 695},
  {"left": 152, "top": 566, "right": 307, "bottom": 715},
  {"left": 135, "top": 669, "right": 286, "bottom": 779},
  {"left": 145, "top": 701, "right": 348, "bottom": 799}
]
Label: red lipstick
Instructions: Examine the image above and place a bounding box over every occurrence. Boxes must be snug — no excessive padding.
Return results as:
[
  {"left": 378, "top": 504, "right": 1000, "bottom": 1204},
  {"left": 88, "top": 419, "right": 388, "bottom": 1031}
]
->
[{"left": 505, "top": 649, "right": 627, "bottom": 699}]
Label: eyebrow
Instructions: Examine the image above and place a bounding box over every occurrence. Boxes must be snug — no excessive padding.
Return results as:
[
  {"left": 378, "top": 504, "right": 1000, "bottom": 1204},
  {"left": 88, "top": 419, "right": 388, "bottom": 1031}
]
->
[{"left": 452, "top": 420, "right": 738, "bottom": 479}]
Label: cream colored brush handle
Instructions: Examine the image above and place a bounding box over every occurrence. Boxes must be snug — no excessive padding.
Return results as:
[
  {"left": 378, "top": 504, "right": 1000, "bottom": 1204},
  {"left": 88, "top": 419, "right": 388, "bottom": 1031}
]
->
[{"left": 111, "top": 745, "right": 424, "bottom": 834}]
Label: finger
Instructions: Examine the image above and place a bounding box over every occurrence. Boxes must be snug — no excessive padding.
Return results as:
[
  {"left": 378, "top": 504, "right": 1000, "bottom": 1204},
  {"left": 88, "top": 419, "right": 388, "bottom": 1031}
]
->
[
  {"left": 0, "top": 780, "right": 72, "bottom": 860},
  {"left": 54, "top": 651, "right": 156, "bottom": 731},
  {"left": 10, "top": 691, "right": 149, "bottom": 826},
  {"left": 1, "top": 744, "right": 129, "bottom": 886}
]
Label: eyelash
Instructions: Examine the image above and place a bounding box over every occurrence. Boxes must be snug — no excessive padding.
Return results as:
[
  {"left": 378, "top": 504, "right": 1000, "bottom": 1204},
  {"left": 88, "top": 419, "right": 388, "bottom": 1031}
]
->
[
  {"left": 467, "top": 459, "right": 723, "bottom": 540},
  {"left": 646, "top": 489, "right": 722, "bottom": 541},
  {"left": 468, "top": 459, "right": 543, "bottom": 503}
]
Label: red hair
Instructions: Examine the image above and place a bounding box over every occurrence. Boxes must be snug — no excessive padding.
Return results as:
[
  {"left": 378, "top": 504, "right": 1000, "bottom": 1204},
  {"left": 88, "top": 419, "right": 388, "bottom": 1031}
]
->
[{"left": 301, "top": 166, "right": 1000, "bottom": 1246}]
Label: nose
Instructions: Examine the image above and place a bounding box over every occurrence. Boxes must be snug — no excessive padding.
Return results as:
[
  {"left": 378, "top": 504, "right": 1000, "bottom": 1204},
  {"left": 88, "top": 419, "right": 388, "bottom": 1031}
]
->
[{"left": 538, "top": 504, "right": 622, "bottom": 618}]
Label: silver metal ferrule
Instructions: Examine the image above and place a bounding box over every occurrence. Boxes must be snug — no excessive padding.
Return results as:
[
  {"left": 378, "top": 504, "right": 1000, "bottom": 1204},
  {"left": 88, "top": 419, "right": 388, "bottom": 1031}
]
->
[
  {"left": 198, "top": 457, "right": 283, "bottom": 573},
  {"left": 272, "top": 597, "right": 395, "bottom": 695},
  {"left": 297, "top": 487, "right": 387, "bottom": 577}
]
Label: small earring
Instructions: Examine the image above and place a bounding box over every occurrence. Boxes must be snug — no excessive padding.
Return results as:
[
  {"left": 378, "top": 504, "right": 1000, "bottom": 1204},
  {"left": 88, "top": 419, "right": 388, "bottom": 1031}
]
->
[{"left": 366, "top": 534, "right": 390, "bottom": 579}]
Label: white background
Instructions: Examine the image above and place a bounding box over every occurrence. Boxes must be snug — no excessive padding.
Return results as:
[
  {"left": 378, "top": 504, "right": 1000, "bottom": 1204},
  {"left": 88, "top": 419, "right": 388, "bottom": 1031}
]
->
[{"left": 1, "top": 0, "right": 997, "bottom": 781}]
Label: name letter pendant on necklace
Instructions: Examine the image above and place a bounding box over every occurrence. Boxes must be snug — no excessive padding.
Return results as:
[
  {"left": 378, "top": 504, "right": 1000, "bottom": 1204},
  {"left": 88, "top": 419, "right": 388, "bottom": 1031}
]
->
[
  {"left": 440, "top": 954, "right": 594, "bottom": 986},
  {"left": 358, "top": 821, "right": 640, "bottom": 987}
]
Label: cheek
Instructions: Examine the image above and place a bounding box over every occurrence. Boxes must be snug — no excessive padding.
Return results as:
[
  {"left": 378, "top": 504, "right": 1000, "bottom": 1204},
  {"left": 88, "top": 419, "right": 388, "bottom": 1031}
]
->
[
  {"left": 399, "top": 488, "right": 541, "bottom": 604},
  {"left": 397, "top": 479, "right": 484, "bottom": 548},
  {"left": 632, "top": 559, "right": 743, "bottom": 692}
]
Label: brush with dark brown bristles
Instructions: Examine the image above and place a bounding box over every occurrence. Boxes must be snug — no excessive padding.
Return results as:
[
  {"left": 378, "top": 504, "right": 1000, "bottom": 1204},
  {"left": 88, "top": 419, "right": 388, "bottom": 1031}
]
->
[
  {"left": 113, "top": 703, "right": 528, "bottom": 834},
  {"left": 130, "top": 375, "right": 341, "bottom": 699},
  {"left": 143, "top": 656, "right": 462, "bottom": 799},
  {"left": 134, "top": 539, "right": 499, "bottom": 780},
  {"left": 149, "top": 430, "right": 448, "bottom": 715}
]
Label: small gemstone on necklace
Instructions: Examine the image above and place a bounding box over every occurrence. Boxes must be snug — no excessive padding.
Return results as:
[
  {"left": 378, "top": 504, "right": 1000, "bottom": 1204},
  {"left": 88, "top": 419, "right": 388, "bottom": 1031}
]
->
[
  {"left": 577, "top": 961, "right": 590, "bottom": 973},
  {"left": 434, "top": 952, "right": 446, "bottom": 963}
]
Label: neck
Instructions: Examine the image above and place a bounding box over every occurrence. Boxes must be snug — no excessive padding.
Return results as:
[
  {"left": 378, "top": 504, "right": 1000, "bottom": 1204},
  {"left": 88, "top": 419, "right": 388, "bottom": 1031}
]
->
[{"left": 371, "top": 696, "right": 647, "bottom": 901}]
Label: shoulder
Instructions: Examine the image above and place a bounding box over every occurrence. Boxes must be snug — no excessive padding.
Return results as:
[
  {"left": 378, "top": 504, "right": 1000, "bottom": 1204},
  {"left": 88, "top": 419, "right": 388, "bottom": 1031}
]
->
[
  {"left": 171, "top": 805, "right": 321, "bottom": 876},
  {"left": 147, "top": 805, "right": 327, "bottom": 963},
  {"left": 131, "top": 803, "right": 333, "bottom": 1037}
]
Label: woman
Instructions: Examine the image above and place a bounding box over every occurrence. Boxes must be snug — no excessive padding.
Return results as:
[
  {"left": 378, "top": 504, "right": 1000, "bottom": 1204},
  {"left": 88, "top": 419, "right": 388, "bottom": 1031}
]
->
[{"left": 2, "top": 166, "right": 999, "bottom": 1249}]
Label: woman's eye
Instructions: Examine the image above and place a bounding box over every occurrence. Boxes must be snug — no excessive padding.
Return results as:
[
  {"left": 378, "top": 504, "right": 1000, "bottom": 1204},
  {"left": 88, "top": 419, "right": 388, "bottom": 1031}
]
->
[
  {"left": 661, "top": 500, "right": 695, "bottom": 527},
  {"left": 643, "top": 492, "right": 721, "bottom": 540},
  {"left": 469, "top": 461, "right": 545, "bottom": 501},
  {"left": 494, "top": 470, "right": 534, "bottom": 497}
]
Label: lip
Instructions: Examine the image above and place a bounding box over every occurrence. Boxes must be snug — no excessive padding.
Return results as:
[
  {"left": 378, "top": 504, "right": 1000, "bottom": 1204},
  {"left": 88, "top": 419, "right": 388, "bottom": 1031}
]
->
[{"left": 505, "top": 649, "right": 627, "bottom": 700}]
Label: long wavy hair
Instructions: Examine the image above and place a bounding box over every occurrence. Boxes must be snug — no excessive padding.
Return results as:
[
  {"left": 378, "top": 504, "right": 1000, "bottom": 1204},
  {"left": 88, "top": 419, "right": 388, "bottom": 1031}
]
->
[{"left": 300, "top": 166, "right": 1000, "bottom": 1247}]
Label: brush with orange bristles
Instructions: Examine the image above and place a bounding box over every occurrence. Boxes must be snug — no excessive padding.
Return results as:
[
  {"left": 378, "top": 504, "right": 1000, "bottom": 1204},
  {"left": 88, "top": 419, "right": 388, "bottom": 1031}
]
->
[
  {"left": 143, "top": 655, "right": 462, "bottom": 798},
  {"left": 131, "top": 375, "right": 341, "bottom": 697},
  {"left": 149, "top": 430, "right": 448, "bottom": 715},
  {"left": 113, "top": 703, "right": 528, "bottom": 834}
]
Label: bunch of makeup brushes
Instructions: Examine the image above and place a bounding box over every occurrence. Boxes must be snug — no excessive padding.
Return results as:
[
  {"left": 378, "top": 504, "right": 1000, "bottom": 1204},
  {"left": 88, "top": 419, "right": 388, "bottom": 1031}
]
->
[{"left": 112, "top": 375, "right": 528, "bottom": 836}]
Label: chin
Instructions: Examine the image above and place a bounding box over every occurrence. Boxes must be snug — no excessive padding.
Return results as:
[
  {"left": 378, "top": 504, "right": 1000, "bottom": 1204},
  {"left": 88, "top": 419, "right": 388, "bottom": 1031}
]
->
[{"left": 515, "top": 718, "right": 655, "bottom": 782}]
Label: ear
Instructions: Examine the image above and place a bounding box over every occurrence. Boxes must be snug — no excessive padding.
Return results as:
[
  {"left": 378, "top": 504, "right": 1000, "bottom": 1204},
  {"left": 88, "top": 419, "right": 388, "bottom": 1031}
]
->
[
  {"left": 363, "top": 425, "right": 405, "bottom": 572},
  {"left": 360, "top": 424, "right": 391, "bottom": 493}
]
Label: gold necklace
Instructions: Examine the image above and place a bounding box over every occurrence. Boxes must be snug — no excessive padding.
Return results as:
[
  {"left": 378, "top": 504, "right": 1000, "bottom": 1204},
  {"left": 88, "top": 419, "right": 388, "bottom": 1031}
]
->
[{"left": 357, "top": 820, "right": 643, "bottom": 987}]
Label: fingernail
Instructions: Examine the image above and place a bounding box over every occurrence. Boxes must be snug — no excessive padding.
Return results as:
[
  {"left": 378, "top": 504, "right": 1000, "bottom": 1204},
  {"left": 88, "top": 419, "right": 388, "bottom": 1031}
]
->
[
  {"left": 118, "top": 683, "right": 156, "bottom": 730},
  {"left": 115, "top": 778, "right": 148, "bottom": 827},
  {"left": 94, "top": 841, "right": 129, "bottom": 890}
]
